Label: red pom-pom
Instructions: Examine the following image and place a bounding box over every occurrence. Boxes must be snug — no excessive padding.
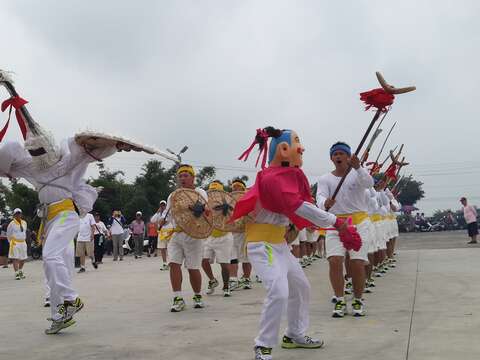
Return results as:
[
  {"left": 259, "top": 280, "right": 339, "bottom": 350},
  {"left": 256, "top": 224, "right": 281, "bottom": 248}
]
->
[{"left": 360, "top": 88, "right": 394, "bottom": 112}]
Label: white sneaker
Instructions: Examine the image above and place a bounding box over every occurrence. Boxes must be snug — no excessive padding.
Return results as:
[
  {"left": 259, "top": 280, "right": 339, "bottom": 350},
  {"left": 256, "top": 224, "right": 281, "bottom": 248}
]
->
[
  {"left": 192, "top": 295, "right": 205, "bottom": 309},
  {"left": 254, "top": 346, "right": 272, "bottom": 360},
  {"left": 170, "top": 297, "right": 186, "bottom": 312},
  {"left": 228, "top": 279, "right": 239, "bottom": 291},
  {"left": 281, "top": 335, "right": 324, "bottom": 349},
  {"left": 223, "top": 288, "right": 232, "bottom": 297},
  {"left": 160, "top": 263, "right": 169, "bottom": 271},
  {"left": 332, "top": 299, "right": 347, "bottom": 318},
  {"left": 344, "top": 281, "right": 353, "bottom": 295},
  {"left": 206, "top": 279, "right": 219, "bottom": 295},
  {"left": 352, "top": 299, "right": 366, "bottom": 317}
]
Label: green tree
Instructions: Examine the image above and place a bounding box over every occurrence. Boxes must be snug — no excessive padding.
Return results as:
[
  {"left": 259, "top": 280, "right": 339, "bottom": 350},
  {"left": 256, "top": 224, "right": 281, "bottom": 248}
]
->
[
  {"left": 195, "top": 166, "right": 216, "bottom": 188},
  {"left": 88, "top": 163, "right": 134, "bottom": 221},
  {"left": 5, "top": 180, "right": 39, "bottom": 228},
  {"left": 130, "top": 160, "right": 175, "bottom": 220},
  {"left": 224, "top": 175, "right": 249, "bottom": 192},
  {"left": 395, "top": 175, "right": 425, "bottom": 206},
  {"left": 0, "top": 180, "right": 11, "bottom": 216}
]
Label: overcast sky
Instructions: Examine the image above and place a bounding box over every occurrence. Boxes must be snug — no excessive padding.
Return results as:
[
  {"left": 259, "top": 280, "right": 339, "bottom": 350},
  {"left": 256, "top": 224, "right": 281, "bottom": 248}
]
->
[{"left": 1, "top": 0, "right": 479, "bottom": 215}]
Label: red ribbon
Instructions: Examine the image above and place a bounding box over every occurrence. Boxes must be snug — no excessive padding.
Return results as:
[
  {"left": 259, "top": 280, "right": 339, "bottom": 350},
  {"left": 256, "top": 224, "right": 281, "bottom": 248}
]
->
[
  {"left": 360, "top": 88, "right": 394, "bottom": 113},
  {"left": 0, "top": 96, "right": 28, "bottom": 141},
  {"left": 238, "top": 128, "right": 270, "bottom": 169},
  {"left": 385, "top": 163, "right": 398, "bottom": 181}
]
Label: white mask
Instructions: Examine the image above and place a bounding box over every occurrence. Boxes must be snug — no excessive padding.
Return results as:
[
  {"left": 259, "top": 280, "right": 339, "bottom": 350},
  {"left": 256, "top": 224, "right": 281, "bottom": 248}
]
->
[{"left": 24, "top": 129, "right": 61, "bottom": 170}]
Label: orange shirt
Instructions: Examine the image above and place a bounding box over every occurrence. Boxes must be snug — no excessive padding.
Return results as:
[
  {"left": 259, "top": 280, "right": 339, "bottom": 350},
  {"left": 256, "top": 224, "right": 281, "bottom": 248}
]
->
[{"left": 147, "top": 222, "right": 158, "bottom": 237}]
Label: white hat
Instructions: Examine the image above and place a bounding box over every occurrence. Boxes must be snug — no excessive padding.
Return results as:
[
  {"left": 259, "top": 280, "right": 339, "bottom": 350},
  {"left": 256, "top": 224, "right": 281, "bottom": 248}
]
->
[
  {"left": 136, "top": 211, "right": 142, "bottom": 216},
  {"left": 159, "top": 200, "right": 167, "bottom": 205},
  {"left": 13, "top": 208, "right": 22, "bottom": 214}
]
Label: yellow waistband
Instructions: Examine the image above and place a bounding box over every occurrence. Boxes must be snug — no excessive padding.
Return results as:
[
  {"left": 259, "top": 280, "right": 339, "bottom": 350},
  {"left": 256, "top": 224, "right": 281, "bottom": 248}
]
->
[
  {"left": 245, "top": 223, "right": 286, "bottom": 244},
  {"left": 158, "top": 228, "right": 174, "bottom": 241},
  {"left": 370, "top": 214, "right": 382, "bottom": 222},
  {"left": 9, "top": 237, "right": 25, "bottom": 256},
  {"left": 47, "top": 199, "right": 76, "bottom": 222},
  {"left": 211, "top": 229, "right": 227, "bottom": 238},
  {"left": 336, "top": 212, "right": 368, "bottom": 225}
]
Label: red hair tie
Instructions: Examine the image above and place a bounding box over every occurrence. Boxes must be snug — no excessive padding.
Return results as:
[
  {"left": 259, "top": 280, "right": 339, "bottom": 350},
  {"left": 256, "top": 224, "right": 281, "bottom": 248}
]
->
[{"left": 238, "top": 128, "right": 270, "bottom": 169}]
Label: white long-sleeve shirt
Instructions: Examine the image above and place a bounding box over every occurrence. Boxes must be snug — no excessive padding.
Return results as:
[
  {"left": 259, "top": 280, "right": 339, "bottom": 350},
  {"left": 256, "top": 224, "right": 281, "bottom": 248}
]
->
[
  {"left": 316, "top": 167, "right": 374, "bottom": 214},
  {"left": 248, "top": 200, "right": 336, "bottom": 229},
  {"left": 0, "top": 138, "right": 116, "bottom": 213},
  {"left": 7, "top": 219, "right": 27, "bottom": 241}
]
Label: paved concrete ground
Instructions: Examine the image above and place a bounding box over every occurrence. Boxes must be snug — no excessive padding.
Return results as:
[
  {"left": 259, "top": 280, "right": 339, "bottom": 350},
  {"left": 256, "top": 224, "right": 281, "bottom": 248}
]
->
[{"left": 1, "top": 231, "right": 479, "bottom": 360}]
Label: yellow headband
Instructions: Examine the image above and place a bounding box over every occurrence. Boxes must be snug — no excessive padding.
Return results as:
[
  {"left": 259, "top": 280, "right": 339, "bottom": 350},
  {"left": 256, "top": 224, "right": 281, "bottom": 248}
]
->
[
  {"left": 209, "top": 182, "right": 224, "bottom": 191},
  {"left": 232, "top": 180, "right": 246, "bottom": 191},
  {"left": 177, "top": 165, "right": 195, "bottom": 177}
]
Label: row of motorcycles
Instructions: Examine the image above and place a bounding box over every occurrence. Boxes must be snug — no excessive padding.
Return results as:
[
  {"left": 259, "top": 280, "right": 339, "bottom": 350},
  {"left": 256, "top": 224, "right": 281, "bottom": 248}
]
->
[{"left": 414, "top": 218, "right": 463, "bottom": 232}]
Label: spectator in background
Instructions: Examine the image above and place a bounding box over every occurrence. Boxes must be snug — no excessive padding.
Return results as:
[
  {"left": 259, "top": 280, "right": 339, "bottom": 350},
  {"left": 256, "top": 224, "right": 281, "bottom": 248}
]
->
[
  {"left": 0, "top": 218, "right": 9, "bottom": 268},
  {"left": 108, "top": 210, "right": 126, "bottom": 261},
  {"left": 93, "top": 213, "right": 108, "bottom": 265},
  {"left": 130, "top": 212, "right": 145, "bottom": 259},
  {"left": 7, "top": 209, "right": 28, "bottom": 280},
  {"left": 76, "top": 212, "right": 97, "bottom": 273},
  {"left": 147, "top": 220, "right": 158, "bottom": 257},
  {"left": 460, "top": 197, "right": 478, "bottom": 244}
]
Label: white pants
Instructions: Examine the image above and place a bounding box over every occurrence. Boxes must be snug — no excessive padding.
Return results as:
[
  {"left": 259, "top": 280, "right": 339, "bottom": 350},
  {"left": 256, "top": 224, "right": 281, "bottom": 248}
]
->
[
  {"left": 248, "top": 241, "right": 311, "bottom": 348},
  {"left": 167, "top": 232, "right": 204, "bottom": 269},
  {"left": 374, "top": 220, "right": 387, "bottom": 250},
  {"left": 204, "top": 234, "right": 233, "bottom": 264},
  {"left": 42, "top": 211, "right": 79, "bottom": 320},
  {"left": 231, "top": 232, "right": 248, "bottom": 262}
]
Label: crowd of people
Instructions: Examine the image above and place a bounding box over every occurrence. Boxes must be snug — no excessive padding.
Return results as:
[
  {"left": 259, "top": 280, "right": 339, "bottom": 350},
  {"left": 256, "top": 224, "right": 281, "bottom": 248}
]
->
[{"left": 0, "top": 70, "right": 415, "bottom": 359}]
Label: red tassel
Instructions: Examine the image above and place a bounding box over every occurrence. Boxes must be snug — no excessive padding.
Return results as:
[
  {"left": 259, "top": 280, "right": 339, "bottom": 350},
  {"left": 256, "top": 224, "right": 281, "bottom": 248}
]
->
[
  {"left": 385, "top": 163, "right": 398, "bottom": 181},
  {"left": 1, "top": 96, "right": 28, "bottom": 140},
  {"left": 360, "top": 88, "right": 394, "bottom": 112},
  {"left": 238, "top": 128, "right": 270, "bottom": 169}
]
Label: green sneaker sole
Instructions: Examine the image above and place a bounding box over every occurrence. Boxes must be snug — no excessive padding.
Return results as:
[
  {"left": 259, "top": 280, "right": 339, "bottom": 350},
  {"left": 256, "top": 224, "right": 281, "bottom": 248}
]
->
[
  {"left": 281, "top": 341, "right": 324, "bottom": 349},
  {"left": 45, "top": 319, "right": 76, "bottom": 335}
]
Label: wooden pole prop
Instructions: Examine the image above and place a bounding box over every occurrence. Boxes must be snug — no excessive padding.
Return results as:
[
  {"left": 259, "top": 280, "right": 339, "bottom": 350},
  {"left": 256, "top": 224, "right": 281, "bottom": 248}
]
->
[{"left": 326, "top": 72, "right": 415, "bottom": 210}]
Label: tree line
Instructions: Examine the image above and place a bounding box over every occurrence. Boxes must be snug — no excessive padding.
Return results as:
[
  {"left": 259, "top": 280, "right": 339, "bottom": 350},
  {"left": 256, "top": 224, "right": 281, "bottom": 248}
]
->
[{"left": 0, "top": 160, "right": 424, "bottom": 227}]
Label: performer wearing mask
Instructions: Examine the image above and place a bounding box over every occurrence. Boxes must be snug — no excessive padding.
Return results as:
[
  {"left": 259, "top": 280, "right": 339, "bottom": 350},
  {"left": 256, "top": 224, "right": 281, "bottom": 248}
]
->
[
  {"left": 0, "top": 70, "right": 174, "bottom": 334},
  {"left": 232, "top": 127, "right": 360, "bottom": 360}
]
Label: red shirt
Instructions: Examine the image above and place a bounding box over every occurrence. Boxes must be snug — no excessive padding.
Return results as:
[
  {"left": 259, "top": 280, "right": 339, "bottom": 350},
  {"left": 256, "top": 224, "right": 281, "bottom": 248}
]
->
[{"left": 147, "top": 222, "right": 158, "bottom": 237}]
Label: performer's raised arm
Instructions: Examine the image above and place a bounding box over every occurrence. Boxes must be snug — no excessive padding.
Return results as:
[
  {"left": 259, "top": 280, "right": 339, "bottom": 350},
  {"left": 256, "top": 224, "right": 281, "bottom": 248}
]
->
[
  {"left": 64, "top": 137, "right": 118, "bottom": 165},
  {"left": 0, "top": 141, "right": 33, "bottom": 179}
]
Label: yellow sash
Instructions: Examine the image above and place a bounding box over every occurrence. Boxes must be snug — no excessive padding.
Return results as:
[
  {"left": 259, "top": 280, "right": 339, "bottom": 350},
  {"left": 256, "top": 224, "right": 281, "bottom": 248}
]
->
[
  {"left": 8, "top": 236, "right": 25, "bottom": 256},
  {"left": 158, "top": 228, "right": 174, "bottom": 241},
  {"left": 336, "top": 211, "right": 369, "bottom": 225},
  {"left": 211, "top": 229, "right": 227, "bottom": 238},
  {"left": 245, "top": 223, "right": 286, "bottom": 244},
  {"left": 37, "top": 199, "right": 77, "bottom": 244},
  {"left": 370, "top": 214, "right": 382, "bottom": 222}
]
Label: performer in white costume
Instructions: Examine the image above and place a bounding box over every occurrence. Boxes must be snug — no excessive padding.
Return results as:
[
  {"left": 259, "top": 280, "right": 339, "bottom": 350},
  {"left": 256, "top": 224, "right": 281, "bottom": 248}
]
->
[
  {"left": 232, "top": 127, "right": 360, "bottom": 360},
  {"left": 0, "top": 70, "right": 174, "bottom": 334}
]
